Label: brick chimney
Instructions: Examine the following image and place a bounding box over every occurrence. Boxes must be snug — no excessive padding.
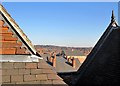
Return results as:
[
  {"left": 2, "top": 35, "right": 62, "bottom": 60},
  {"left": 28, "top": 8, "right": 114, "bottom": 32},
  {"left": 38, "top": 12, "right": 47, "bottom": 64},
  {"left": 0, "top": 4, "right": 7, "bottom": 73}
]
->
[
  {"left": 72, "top": 57, "right": 76, "bottom": 68},
  {"left": 49, "top": 52, "right": 53, "bottom": 63},
  {"left": 49, "top": 56, "right": 53, "bottom": 63},
  {"left": 66, "top": 56, "right": 68, "bottom": 60},
  {"left": 52, "top": 53, "right": 56, "bottom": 67}
]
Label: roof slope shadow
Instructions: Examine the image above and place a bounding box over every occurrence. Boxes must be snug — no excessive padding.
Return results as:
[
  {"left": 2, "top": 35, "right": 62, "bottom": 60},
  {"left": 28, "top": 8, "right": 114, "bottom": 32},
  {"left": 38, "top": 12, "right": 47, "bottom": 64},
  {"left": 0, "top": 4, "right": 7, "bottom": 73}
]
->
[{"left": 74, "top": 11, "right": 120, "bottom": 86}]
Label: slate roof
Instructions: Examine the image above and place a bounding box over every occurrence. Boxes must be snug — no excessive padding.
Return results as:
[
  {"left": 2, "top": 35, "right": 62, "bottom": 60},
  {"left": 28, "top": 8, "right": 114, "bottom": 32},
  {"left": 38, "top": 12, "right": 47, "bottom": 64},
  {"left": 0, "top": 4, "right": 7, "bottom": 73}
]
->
[
  {"left": 43, "top": 54, "right": 81, "bottom": 73},
  {"left": 74, "top": 11, "right": 120, "bottom": 86},
  {"left": 65, "top": 50, "right": 84, "bottom": 56}
]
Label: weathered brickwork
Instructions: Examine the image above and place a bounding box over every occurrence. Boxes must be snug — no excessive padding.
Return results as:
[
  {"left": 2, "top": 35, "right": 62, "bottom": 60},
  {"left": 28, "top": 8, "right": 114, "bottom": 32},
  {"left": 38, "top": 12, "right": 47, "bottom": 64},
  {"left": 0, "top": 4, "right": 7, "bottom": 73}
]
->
[
  {"left": 0, "top": 20, "right": 30, "bottom": 55},
  {"left": 1, "top": 61, "right": 67, "bottom": 85}
]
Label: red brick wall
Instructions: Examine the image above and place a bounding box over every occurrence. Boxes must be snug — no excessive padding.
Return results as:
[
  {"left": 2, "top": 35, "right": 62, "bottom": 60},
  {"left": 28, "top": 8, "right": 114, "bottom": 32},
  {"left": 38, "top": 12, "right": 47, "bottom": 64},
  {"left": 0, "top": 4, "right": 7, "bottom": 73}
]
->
[{"left": 0, "top": 20, "right": 30, "bottom": 54}]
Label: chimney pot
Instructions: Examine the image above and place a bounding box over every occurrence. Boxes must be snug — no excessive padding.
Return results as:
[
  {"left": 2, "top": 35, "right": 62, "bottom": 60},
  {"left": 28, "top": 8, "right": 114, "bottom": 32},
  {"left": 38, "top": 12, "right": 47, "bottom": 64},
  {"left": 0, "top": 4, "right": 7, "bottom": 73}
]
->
[
  {"left": 68, "top": 57, "right": 71, "bottom": 62},
  {"left": 72, "top": 57, "right": 76, "bottom": 68},
  {"left": 50, "top": 56, "right": 53, "bottom": 63},
  {"left": 53, "top": 53, "right": 56, "bottom": 67}
]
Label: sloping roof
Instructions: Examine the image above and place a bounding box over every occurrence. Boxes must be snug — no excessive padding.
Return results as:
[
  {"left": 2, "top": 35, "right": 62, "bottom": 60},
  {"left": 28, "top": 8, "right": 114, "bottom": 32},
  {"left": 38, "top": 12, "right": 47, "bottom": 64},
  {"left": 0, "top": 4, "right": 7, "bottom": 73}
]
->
[
  {"left": 42, "top": 54, "right": 81, "bottom": 73},
  {"left": 65, "top": 50, "right": 84, "bottom": 56},
  {"left": 0, "top": 4, "right": 40, "bottom": 56},
  {"left": 55, "top": 57, "right": 81, "bottom": 73},
  {"left": 1, "top": 60, "right": 68, "bottom": 85},
  {"left": 74, "top": 11, "right": 120, "bottom": 85}
]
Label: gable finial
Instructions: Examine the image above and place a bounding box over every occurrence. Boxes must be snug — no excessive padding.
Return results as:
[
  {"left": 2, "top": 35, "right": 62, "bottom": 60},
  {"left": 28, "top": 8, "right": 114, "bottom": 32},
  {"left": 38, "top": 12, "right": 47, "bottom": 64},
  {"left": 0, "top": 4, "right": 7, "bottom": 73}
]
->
[{"left": 111, "top": 10, "right": 115, "bottom": 22}]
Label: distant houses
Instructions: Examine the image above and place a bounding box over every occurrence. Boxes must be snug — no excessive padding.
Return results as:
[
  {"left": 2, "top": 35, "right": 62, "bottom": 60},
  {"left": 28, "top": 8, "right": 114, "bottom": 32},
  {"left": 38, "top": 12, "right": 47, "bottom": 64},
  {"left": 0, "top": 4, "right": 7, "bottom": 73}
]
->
[
  {"left": 35, "top": 45, "right": 92, "bottom": 65},
  {"left": 65, "top": 49, "right": 89, "bottom": 64}
]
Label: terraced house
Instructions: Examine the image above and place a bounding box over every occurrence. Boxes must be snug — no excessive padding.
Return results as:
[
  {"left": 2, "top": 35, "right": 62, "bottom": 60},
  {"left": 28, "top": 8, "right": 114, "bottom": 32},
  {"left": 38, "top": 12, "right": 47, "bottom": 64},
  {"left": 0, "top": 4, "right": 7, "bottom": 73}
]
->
[{"left": 0, "top": 4, "right": 67, "bottom": 86}]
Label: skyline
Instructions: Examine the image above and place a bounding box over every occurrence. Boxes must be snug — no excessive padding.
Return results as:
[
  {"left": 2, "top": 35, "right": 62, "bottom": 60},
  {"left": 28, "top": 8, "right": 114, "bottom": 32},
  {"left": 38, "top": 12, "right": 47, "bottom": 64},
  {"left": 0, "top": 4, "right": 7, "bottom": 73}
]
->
[{"left": 2, "top": 2, "right": 118, "bottom": 47}]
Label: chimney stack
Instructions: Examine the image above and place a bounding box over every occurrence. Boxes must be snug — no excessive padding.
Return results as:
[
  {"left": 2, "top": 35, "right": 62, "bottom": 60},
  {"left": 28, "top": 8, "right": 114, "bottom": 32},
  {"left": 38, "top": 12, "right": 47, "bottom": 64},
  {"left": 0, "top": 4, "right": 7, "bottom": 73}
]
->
[
  {"left": 53, "top": 53, "right": 56, "bottom": 67},
  {"left": 72, "top": 57, "right": 76, "bottom": 68},
  {"left": 68, "top": 57, "right": 71, "bottom": 62},
  {"left": 49, "top": 56, "right": 53, "bottom": 63},
  {"left": 66, "top": 56, "right": 68, "bottom": 60},
  {"left": 49, "top": 52, "right": 53, "bottom": 63}
]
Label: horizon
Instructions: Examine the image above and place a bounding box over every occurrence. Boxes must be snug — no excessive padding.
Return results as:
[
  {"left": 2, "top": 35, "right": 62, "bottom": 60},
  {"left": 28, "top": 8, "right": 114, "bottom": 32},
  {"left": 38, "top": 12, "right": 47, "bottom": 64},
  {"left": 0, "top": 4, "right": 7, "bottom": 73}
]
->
[
  {"left": 2, "top": 2, "right": 118, "bottom": 47},
  {"left": 34, "top": 44, "right": 93, "bottom": 48}
]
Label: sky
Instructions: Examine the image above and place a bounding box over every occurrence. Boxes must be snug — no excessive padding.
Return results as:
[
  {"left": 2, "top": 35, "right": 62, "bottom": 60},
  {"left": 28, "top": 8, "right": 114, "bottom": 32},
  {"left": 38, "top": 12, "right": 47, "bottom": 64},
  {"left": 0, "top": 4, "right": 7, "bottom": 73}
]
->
[
  {"left": 2, "top": 0, "right": 120, "bottom": 2},
  {"left": 2, "top": 2, "right": 118, "bottom": 47}
]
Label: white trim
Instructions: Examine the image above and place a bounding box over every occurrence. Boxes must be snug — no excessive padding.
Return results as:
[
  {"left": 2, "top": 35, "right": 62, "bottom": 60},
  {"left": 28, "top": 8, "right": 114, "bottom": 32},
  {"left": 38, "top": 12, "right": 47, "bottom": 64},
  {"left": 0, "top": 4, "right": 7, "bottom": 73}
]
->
[{"left": 0, "top": 55, "right": 43, "bottom": 62}]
